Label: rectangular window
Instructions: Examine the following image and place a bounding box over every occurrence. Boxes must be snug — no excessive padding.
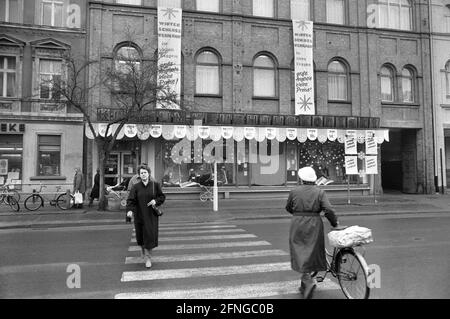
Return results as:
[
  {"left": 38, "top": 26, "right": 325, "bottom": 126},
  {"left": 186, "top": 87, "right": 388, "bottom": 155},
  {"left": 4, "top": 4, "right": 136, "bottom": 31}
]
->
[
  {"left": 196, "top": 0, "right": 219, "bottom": 12},
  {"left": 0, "top": 56, "right": 16, "bottom": 97},
  {"left": 41, "top": 0, "right": 63, "bottom": 27},
  {"left": 291, "top": 0, "right": 310, "bottom": 20},
  {"left": 39, "top": 59, "right": 62, "bottom": 100},
  {"left": 253, "top": 0, "right": 274, "bottom": 18},
  {"left": 37, "top": 135, "right": 61, "bottom": 176},
  {"left": 381, "top": 77, "right": 393, "bottom": 101},
  {"left": 0, "top": 0, "right": 19, "bottom": 22},
  {"left": 327, "top": 0, "right": 344, "bottom": 24},
  {"left": 196, "top": 65, "right": 219, "bottom": 95},
  {"left": 402, "top": 77, "right": 412, "bottom": 102},
  {"left": 117, "top": 0, "right": 142, "bottom": 5},
  {"left": 254, "top": 69, "right": 275, "bottom": 97},
  {"left": 328, "top": 74, "right": 347, "bottom": 100}
]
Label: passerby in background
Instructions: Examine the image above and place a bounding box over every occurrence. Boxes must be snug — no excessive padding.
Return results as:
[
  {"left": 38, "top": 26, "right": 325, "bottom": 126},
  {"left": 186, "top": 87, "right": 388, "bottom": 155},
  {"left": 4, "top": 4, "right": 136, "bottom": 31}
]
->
[
  {"left": 126, "top": 164, "right": 165, "bottom": 269},
  {"left": 89, "top": 169, "right": 100, "bottom": 207},
  {"left": 285, "top": 166, "right": 339, "bottom": 299},
  {"left": 73, "top": 167, "right": 86, "bottom": 209}
]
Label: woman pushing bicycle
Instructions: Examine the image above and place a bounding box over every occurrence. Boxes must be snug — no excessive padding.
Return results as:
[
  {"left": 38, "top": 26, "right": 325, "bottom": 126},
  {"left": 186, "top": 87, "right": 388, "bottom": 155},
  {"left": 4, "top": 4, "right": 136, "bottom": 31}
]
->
[{"left": 285, "top": 166, "right": 341, "bottom": 299}]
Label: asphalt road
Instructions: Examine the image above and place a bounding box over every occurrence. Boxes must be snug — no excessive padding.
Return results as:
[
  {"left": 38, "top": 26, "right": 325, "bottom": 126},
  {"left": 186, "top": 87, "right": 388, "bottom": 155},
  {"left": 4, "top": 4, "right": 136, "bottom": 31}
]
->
[{"left": 0, "top": 213, "right": 449, "bottom": 299}]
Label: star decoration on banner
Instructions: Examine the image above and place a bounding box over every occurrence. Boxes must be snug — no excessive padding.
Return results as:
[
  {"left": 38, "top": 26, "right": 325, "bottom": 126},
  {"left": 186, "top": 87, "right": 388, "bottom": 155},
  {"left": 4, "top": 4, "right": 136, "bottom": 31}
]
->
[
  {"left": 296, "top": 20, "right": 309, "bottom": 31},
  {"left": 162, "top": 8, "right": 177, "bottom": 20},
  {"left": 299, "top": 95, "right": 313, "bottom": 112}
]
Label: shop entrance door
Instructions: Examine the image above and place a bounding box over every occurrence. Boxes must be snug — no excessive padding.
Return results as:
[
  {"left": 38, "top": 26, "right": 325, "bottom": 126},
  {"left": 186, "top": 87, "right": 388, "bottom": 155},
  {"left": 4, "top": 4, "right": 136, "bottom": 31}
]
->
[
  {"left": 104, "top": 152, "right": 137, "bottom": 186},
  {"left": 286, "top": 141, "right": 298, "bottom": 183}
]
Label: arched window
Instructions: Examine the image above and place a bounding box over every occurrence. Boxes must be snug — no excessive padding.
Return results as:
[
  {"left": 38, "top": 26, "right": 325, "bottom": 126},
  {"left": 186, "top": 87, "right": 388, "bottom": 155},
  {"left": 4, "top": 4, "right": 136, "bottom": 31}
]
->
[
  {"left": 379, "top": 0, "right": 412, "bottom": 31},
  {"left": 253, "top": 54, "right": 276, "bottom": 97},
  {"left": 195, "top": 50, "right": 220, "bottom": 95},
  {"left": 328, "top": 60, "right": 348, "bottom": 101},
  {"left": 401, "top": 67, "right": 414, "bottom": 102},
  {"left": 114, "top": 45, "right": 141, "bottom": 74},
  {"left": 380, "top": 65, "right": 395, "bottom": 102}
]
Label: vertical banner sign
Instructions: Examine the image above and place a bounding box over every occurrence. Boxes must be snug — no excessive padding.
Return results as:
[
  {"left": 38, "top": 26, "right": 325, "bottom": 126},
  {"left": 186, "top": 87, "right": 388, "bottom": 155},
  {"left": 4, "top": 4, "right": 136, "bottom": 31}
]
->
[
  {"left": 292, "top": 20, "right": 315, "bottom": 115},
  {"left": 157, "top": 6, "right": 182, "bottom": 109},
  {"left": 365, "top": 156, "right": 378, "bottom": 174},
  {"left": 345, "top": 130, "right": 357, "bottom": 154},
  {"left": 365, "top": 130, "right": 377, "bottom": 155},
  {"left": 345, "top": 156, "right": 358, "bottom": 175}
]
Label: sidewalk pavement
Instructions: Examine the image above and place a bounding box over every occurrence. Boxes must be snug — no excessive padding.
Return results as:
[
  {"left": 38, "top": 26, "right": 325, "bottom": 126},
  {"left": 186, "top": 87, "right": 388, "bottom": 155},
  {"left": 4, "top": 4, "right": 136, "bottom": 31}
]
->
[{"left": 1, "top": 192, "right": 449, "bottom": 230}]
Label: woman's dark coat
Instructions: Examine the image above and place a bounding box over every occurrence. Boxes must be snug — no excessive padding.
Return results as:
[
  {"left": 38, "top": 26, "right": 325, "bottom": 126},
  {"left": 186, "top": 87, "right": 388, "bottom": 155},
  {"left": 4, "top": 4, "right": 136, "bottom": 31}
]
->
[
  {"left": 285, "top": 185, "right": 338, "bottom": 273},
  {"left": 127, "top": 181, "right": 165, "bottom": 250},
  {"left": 90, "top": 173, "right": 100, "bottom": 199}
]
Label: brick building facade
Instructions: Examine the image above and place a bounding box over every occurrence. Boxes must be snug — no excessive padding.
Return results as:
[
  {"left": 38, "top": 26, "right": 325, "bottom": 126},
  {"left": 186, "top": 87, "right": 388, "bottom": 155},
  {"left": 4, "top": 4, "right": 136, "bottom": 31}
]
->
[{"left": 85, "top": 0, "right": 434, "bottom": 198}]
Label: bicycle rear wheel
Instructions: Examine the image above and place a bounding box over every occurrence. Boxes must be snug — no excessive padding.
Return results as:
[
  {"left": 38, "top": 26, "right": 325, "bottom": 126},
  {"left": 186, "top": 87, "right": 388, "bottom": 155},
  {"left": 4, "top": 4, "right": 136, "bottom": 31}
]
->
[
  {"left": 7, "top": 189, "right": 20, "bottom": 202},
  {"left": 56, "top": 193, "right": 74, "bottom": 210},
  {"left": 7, "top": 196, "right": 20, "bottom": 212},
  {"left": 336, "top": 249, "right": 370, "bottom": 299},
  {"left": 24, "top": 194, "right": 44, "bottom": 211}
]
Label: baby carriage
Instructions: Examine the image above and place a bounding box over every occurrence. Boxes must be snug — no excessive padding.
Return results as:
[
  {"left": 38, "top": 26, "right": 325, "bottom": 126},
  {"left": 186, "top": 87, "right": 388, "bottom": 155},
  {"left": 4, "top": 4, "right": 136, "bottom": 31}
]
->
[{"left": 197, "top": 174, "right": 214, "bottom": 202}]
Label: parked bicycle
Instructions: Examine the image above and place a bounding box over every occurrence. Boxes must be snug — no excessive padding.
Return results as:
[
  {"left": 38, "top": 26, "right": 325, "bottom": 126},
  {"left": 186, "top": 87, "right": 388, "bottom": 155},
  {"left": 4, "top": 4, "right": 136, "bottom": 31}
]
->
[
  {"left": 24, "top": 185, "right": 74, "bottom": 211},
  {"left": 0, "top": 184, "right": 20, "bottom": 202},
  {"left": 0, "top": 189, "right": 20, "bottom": 212},
  {"left": 313, "top": 227, "right": 371, "bottom": 299}
]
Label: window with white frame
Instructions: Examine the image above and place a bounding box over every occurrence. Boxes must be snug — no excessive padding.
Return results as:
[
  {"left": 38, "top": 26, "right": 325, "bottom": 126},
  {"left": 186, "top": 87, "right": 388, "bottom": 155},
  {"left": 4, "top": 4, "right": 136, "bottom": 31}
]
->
[
  {"left": 39, "top": 59, "right": 62, "bottom": 100},
  {"left": 0, "top": 56, "right": 16, "bottom": 97},
  {"left": 328, "top": 60, "right": 348, "bottom": 101},
  {"left": 253, "top": 55, "right": 276, "bottom": 97},
  {"left": 380, "top": 65, "right": 394, "bottom": 102},
  {"left": 326, "top": 0, "right": 344, "bottom": 24},
  {"left": 253, "top": 0, "right": 274, "bottom": 18},
  {"left": 117, "top": 0, "right": 142, "bottom": 5},
  {"left": 37, "top": 135, "right": 61, "bottom": 176},
  {"left": 196, "top": 0, "right": 219, "bottom": 12},
  {"left": 401, "top": 67, "right": 414, "bottom": 102},
  {"left": 291, "top": 0, "right": 310, "bottom": 20},
  {"left": 41, "top": 0, "right": 63, "bottom": 27},
  {"left": 196, "top": 50, "right": 220, "bottom": 95},
  {"left": 0, "top": 0, "right": 20, "bottom": 23},
  {"left": 378, "top": 0, "right": 412, "bottom": 31}
]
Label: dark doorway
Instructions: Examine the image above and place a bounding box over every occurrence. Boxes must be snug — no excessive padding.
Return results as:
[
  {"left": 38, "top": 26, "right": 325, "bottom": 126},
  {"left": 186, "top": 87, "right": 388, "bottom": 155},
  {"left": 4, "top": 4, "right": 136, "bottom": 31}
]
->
[{"left": 381, "top": 130, "right": 403, "bottom": 191}]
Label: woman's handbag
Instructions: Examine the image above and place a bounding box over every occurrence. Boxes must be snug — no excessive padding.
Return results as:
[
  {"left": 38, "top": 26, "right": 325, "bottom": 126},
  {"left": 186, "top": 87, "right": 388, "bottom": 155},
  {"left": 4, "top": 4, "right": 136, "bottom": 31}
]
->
[{"left": 151, "top": 182, "right": 163, "bottom": 217}]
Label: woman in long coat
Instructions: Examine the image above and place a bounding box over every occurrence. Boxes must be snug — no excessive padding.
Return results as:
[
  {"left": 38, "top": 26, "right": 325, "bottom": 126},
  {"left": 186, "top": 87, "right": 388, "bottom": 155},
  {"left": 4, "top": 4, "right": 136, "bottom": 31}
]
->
[
  {"left": 89, "top": 169, "right": 100, "bottom": 207},
  {"left": 126, "top": 164, "right": 165, "bottom": 269},
  {"left": 285, "top": 166, "right": 339, "bottom": 299}
]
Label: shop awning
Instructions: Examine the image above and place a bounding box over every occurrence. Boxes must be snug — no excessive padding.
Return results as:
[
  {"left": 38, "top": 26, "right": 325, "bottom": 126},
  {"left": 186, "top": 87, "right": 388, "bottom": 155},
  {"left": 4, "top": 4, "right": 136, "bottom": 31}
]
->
[{"left": 85, "top": 123, "right": 390, "bottom": 144}]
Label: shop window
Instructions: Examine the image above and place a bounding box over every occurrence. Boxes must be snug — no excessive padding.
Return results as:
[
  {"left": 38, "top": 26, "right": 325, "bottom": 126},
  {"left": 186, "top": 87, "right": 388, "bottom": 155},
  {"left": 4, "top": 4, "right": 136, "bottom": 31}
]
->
[
  {"left": 196, "top": 0, "right": 219, "bottom": 12},
  {"left": 0, "top": 56, "right": 16, "bottom": 97},
  {"left": 37, "top": 135, "right": 61, "bottom": 176},
  {"left": 41, "top": 0, "right": 64, "bottom": 27},
  {"left": 326, "top": 0, "right": 344, "bottom": 24},
  {"left": 327, "top": 60, "right": 348, "bottom": 101},
  {"left": 161, "top": 139, "right": 234, "bottom": 187},
  {"left": 401, "top": 67, "right": 414, "bottom": 103},
  {"left": 196, "top": 50, "right": 220, "bottom": 95},
  {"left": 253, "top": 54, "right": 276, "bottom": 97},
  {"left": 0, "top": 0, "right": 20, "bottom": 23},
  {"left": 291, "top": 0, "right": 310, "bottom": 20},
  {"left": 39, "top": 59, "right": 62, "bottom": 100},
  {"left": 253, "top": 0, "right": 274, "bottom": 18},
  {"left": 0, "top": 134, "right": 22, "bottom": 186},
  {"left": 380, "top": 65, "right": 395, "bottom": 102},
  {"left": 378, "top": 0, "right": 412, "bottom": 31}
]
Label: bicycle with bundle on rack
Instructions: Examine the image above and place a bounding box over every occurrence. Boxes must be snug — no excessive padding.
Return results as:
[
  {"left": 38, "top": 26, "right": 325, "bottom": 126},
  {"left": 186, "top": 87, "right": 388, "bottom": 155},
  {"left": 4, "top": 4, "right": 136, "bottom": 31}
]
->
[
  {"left": 0, "top": 184, "right": 20, "bottom": 202},
  {"left": 24, "top": 185, "right": 75, "bottom": 211}
]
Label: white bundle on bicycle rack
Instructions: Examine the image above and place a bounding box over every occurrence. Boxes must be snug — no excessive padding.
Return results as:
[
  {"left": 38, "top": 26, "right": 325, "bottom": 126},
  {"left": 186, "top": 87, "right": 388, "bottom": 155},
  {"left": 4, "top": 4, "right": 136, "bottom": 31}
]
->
[{"left": 328, "top": 226, "right": 373, "bottom": 248}]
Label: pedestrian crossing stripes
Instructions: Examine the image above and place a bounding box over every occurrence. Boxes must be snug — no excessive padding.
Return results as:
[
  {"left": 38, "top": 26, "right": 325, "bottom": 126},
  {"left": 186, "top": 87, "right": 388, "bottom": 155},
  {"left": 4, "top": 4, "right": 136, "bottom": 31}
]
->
[
  {"left": 131, "top": 234, "right": 257, "bottom": 243},
  {"left": 128, "top": 241, "right": 272, "bottom": 251},
  {"left": 119, "top": 221, "right": 341, "bottom": 299},
  {"left": 125, "top": 249, "right": 288, "bottom": 264},
  {"left": 115, "top": 279, "right": 339, "bottom": 299}
]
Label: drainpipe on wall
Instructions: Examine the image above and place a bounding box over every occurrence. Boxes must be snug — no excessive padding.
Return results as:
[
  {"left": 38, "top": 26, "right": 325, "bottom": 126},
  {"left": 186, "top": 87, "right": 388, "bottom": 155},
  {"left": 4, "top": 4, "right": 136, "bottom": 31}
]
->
[{"left": 428, "top": 0, "right": 439, "bottom": 193}]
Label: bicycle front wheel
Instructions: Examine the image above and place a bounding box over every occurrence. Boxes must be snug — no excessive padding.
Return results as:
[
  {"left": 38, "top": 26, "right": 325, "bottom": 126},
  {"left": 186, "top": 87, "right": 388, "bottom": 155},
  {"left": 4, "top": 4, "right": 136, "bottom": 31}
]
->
[
  {"left": 7, "top": 196, "right": 20, "bottom": 212},
  {"left": 336, "top": 249, "right": 370, "bottom": 299},
  {"left": 24, "top": 194, "right": 44, "bottom": 211},
  {"left": 56, "top": 193, "right": 74, "bottom": 210},
  {"left": 8, "top": 189, "right": 20, "bottom": 202}
]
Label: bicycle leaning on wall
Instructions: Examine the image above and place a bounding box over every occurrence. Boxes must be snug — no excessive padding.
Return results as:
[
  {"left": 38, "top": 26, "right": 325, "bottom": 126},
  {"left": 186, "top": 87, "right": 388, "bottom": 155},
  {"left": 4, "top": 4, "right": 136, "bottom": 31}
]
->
[
  {"left": 0, "top": 187, "right": 20, "bottom": 212},
  {"left": 24, "top": 185, "right": 75, "bottom": 211},
  {"left": 0, "top": 184, "right": 20, "bottom": 202}
]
